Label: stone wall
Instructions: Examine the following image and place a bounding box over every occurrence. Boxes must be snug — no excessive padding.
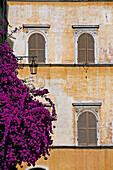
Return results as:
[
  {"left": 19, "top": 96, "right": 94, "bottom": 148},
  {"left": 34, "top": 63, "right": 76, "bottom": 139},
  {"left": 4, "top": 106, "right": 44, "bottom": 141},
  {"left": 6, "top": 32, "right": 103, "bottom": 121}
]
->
[
  {"left": 17, "top": 66, "right": 113, "bottom": 145},
  {"left": 7, "top": 1, "right": 113, "bottom": 169},
  {"left": 7, "top": 2, "right": 113, "bottom": 63},
  {"left": 17, "top": 148, "right": 113, "bottom": 170}
]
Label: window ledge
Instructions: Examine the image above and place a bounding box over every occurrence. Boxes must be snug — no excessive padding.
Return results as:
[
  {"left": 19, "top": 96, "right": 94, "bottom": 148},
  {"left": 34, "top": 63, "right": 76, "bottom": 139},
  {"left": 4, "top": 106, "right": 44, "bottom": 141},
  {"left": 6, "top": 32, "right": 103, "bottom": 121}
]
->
[
  {"left": 18, "top": 63, "right": 113, "bottom": 67},
  {"left": 23, "top": 24, "right": 50, "bottom": 29},
  {"left": 49, "top": 145, "right": 113, "bottom": 149},
  {"left": 72, "top": 25, "right": 99, "bottom": 29},
  {"left": 72, "top": 102, "right": 102, "bottom": 106}
]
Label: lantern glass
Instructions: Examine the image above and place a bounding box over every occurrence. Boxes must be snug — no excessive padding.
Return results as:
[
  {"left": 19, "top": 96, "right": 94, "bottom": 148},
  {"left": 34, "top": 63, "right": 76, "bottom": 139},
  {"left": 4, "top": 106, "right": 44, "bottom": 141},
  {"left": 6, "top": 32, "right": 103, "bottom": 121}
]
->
[
  {"left": 30, "top": 58, "right": 37, "bottom": 74},
  {"left": 30, "top": 65, "right": 37, "bottom": 74}
]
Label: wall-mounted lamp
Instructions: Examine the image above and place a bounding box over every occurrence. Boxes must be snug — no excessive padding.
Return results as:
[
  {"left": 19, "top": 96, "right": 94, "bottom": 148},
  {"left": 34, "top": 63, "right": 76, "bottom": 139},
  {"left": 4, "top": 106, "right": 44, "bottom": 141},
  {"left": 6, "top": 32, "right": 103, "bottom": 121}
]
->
[
  {"left": 16, "top": 56, "right": 37, "bottom": 74},
  {"left": 29, "top": 57, "right": 37, "bottom": 74}
]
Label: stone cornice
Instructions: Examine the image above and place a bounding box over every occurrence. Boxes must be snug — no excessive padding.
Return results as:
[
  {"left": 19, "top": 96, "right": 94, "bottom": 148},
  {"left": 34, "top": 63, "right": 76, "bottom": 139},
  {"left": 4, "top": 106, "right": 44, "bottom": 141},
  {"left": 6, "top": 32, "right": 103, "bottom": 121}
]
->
[
  {"left": 18, "top": 63, "right": 113, "bottom": 67},
  {"left": 49, "top": 145, "right": 113, "bottom": 149},
  {"left": 72, "top": 102, "right": 102, "bottom": 106},
  {"left": 7, "top": 0, "right": 113, "bottom": 2},
  {"left": 23, "top": 24, "right": 50, "bottom": 29},
  {"left": 72, "top": 25, "right": 99, "bottom": 29}
]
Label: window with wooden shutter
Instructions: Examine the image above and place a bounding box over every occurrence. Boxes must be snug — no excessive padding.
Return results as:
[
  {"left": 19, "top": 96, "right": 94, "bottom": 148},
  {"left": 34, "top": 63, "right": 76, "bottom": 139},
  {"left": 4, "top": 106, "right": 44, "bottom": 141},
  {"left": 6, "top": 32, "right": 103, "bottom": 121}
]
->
[
  {"left": 78, "top": 33, "right": 94, "bottom": 63},
  {"left": 78, "top": 111, "right": 97, "bottom": 145},
  {"left": 28, "top": 33, "right": 45, "bottom": 63}
]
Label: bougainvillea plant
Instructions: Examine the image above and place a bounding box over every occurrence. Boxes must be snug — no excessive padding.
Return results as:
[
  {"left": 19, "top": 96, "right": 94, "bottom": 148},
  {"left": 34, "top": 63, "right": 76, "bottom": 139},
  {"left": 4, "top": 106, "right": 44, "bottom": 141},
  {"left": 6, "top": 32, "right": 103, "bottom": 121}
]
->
[{"left": 0, "top": 19, "right": 56, "bottom": 170}]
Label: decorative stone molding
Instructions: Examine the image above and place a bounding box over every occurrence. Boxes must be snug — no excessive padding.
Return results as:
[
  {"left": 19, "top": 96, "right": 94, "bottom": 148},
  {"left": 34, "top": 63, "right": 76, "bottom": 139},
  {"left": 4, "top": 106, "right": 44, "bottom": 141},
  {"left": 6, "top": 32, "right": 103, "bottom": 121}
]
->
[
  {"left": 72, "top": 102, "right": 102, "bottom": 146},
  {"left": 72, "top": 25, "right": 99, "bottom": 64},
  {"left": 72, "top": 102, "right": 102, "bottom": 106},
  {"left": 23, "top": 24, "right": 50, "bottom": 64},
  {"left": 23, "top": 24, "right": 50, "bottom": 34}
]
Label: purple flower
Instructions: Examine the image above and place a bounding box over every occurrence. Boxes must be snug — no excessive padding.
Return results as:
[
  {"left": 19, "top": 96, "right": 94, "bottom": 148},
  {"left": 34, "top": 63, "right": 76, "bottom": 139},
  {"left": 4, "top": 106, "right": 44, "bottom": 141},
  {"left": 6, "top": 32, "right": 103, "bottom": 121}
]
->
[{"left": 0, "top": 39, "right": 57, "bottom": 169}]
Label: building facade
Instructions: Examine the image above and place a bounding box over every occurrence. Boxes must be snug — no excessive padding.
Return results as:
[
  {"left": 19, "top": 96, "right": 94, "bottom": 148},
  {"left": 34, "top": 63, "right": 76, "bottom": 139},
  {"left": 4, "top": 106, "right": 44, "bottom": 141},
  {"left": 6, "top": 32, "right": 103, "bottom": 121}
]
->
[
  {"left": 0, "top": 0, "right": 7, "bottom": 35},
  {"left": 7, "top": 0, "right": 113, "bottom": 169}
]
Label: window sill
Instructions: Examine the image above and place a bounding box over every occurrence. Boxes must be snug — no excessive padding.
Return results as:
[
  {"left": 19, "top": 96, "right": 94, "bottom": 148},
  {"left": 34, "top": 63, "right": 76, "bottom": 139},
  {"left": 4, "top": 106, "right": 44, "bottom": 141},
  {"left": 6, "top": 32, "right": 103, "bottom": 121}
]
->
[
  {"left": 49, "top": 145, "right": 113, "bottom": 149},
  {"left": 18, "top": 63, "right": 113, "bottom": 67}
]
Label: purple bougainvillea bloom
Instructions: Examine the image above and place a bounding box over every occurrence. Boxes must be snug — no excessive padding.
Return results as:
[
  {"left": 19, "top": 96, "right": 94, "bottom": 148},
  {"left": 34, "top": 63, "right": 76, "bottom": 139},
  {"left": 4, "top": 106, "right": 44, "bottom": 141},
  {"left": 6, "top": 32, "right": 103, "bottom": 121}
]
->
[{"left": 0, "top": 19, "right": 56, "bottom": 170}]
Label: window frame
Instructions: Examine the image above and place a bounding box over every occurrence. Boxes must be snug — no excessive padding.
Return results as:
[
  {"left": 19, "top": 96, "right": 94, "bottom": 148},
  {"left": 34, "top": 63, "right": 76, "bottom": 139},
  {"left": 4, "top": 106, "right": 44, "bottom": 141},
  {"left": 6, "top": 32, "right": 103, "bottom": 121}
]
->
[
  {"left": 72, "top": 102, "right": 101, "bottom": 146},
  {"left": 28, "top": 33, "right": 45, "bottom": 64},
  {"left": 24, "top": 24, "right": 50, "bottom": 64},
  {"left": 72, "top": 25, "right": 99, "bottom": 64},
  {"left": 78, "top": 33, "right": 95, "bottom": 63},
  {"left": 78, "top": 111, "right": 97, "bottom": 146}
]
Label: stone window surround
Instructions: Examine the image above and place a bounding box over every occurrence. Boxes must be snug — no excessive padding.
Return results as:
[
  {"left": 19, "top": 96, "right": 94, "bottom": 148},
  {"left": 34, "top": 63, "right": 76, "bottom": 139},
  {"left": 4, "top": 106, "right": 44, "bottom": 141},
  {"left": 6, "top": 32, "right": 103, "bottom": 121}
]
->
[
  {"left": 23, "top": 24, "right": 50, "bottom": 64},
  {"left": 72, "top": 25, "right": 99, "bottom": 64},
  {"left": 26, "top": 165, "right": 49, "bottom": 170},
  {"left": 72, "top": 102, "right": 102, "bottom": 146}
]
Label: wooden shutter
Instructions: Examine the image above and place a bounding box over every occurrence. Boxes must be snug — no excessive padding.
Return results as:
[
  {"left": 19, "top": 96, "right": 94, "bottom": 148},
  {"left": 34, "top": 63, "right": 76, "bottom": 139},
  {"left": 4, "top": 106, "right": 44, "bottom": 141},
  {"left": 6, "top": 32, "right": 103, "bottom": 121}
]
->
[
  {"left": 87, "top": 34, "right": 94, "bottom": 63},
  {"left": 78, "top": 112, "right": 87, "bottom": 145},
  {"left": 78, "top": 33, "right": 86, "bottom": 63},
  {"left": 28, "top": 33, "right": 36, "bottom": 63},
  {"left": 88, "top": 112, "right": 97, "bottom": 145},
  {"left": 28, "top": 33, "right": 45, "bottom": 63},
  {"left": 78, "top": 112, "right": 97, "bottom": 145},
  {"left": 38, "top": 33, "right": 45, "bottom": 63},
  {"left": 78, "top": 33, "right": 94, "bottom": 63}
]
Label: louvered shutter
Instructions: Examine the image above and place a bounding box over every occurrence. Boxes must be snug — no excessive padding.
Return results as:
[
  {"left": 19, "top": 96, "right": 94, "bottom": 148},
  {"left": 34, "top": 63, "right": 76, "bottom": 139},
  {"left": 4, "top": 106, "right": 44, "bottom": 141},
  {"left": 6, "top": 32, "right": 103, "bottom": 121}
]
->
[
  {"left": 88, "top": 112, "right": 97, "bottom": 145},
  {"left": 38, "top": 33, "right": 45, "bottom": 63},
  {"left": 28, "top": 33, "right": 45, "bottom": 63},
  {"left": 78, "top": 112, "right": 97, "bottom": 145},
  {"left": 87, "top": 34, "right": 94, "bottom": 63},
  {"left": 28, "top": 34, "right": 36, "bottom": 63},
  {"left": 78, "top": 33, "right": 94, "bottom": 63},
  {"left": 78, "top": 33, "right": 86, "bottom": 63},
  {"left": 78, "top": 112, "right": 87, "bottom": 145}
]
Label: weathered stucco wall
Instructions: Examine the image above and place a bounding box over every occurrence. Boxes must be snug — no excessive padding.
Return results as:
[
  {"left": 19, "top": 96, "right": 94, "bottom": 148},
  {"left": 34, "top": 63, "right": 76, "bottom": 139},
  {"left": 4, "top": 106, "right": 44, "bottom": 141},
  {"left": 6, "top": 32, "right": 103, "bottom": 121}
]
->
[
  {"left": 7, "top": 2, "right": 113, "bottom": 63},
  {"left": 17, "top": 149, "right": 113, "bottom": 170},
  {"left": 7, "top": 1, "right": 113, "bottom": 169},
  {"left": 17, "top": 66, "right": 113, "bottom": 145}
]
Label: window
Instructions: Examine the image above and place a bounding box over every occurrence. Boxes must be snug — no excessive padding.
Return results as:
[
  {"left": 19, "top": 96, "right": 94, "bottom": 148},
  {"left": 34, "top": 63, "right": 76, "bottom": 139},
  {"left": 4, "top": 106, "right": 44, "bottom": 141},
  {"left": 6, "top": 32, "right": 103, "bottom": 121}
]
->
[
  {"left": 72, "top": 102, "right": 101, "bottom": 146},
  {"left": 23, "top": 24, "right": 50, "bottom": 64},
  {"left": 78, "top": 33, "right": 94, "bottom": 63},
  {"left": 78, "top": 111, "right": 97, "bottom": 145},
  {"left": 72, "top": 25, "right": 99, "bottom": 64},
  {"left": 28, "top": 33, "right": 45, "bottom": 63}
]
